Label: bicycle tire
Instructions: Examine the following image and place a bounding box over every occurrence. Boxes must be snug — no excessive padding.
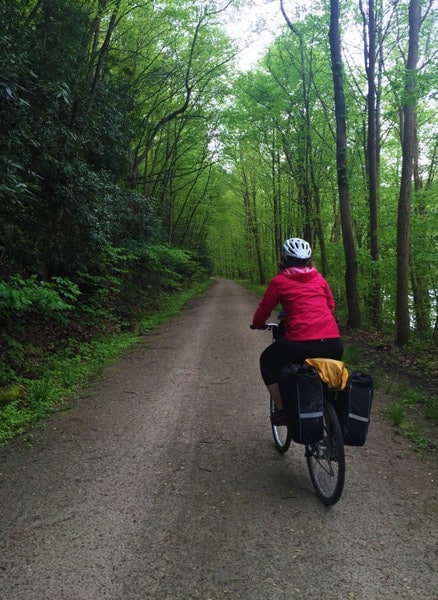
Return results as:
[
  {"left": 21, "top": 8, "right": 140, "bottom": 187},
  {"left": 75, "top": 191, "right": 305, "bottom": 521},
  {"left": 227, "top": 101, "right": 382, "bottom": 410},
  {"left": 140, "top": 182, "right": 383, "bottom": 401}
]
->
[
  {"left": 306, "top": 398, "right": 345, "bottom": 505},
  {"left": 270, "top": 397, "right": 292, "bottom": 453}
]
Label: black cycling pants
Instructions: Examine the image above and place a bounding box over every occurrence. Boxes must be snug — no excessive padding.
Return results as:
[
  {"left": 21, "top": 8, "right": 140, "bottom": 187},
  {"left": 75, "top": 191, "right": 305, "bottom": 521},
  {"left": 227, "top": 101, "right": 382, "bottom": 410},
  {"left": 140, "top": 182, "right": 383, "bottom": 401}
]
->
[{"left": 260, "top": 337, "right": 344, "bottom": 386}]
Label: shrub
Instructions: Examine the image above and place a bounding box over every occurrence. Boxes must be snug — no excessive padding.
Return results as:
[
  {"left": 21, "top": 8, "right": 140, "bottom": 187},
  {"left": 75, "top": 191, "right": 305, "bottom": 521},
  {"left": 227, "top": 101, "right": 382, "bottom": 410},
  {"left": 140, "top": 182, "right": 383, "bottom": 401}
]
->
[{"left": 0, "top": 275, "right": 80, "bottom": 317}]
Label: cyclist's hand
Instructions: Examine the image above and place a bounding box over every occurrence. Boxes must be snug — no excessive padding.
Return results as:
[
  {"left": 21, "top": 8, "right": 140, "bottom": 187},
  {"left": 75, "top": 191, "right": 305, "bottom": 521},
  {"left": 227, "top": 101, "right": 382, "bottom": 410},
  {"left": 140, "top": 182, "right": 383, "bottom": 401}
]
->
[{"left": 249, "top": 323, "right": 267, "bottom": 330}]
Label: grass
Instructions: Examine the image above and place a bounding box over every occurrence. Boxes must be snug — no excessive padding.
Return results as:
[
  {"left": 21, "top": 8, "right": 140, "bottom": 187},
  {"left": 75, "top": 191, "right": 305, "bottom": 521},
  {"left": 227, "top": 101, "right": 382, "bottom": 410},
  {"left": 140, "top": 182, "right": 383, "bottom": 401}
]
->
[
  {"left": 341, "top": 344, "right": 362, "bottom": 369},
  {"left": 402, "top": 423, "right": 432, "bottom": 450},
  {"left": 385, "top": 402, "right": 405, "bottom": 427},
  {"left": 384, "top": 383, "right": 437, "bottom": 450},
  {"left": 0, "top": 279, "right": 213, "bottom": 446}
]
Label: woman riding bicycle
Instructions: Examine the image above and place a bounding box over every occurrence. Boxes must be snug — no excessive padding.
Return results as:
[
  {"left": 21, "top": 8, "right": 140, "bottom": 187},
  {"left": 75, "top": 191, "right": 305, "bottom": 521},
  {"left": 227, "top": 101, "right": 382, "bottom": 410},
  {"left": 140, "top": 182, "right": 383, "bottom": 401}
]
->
[{"left": 251, "top": 237, "right": 343, "bottom": 426}]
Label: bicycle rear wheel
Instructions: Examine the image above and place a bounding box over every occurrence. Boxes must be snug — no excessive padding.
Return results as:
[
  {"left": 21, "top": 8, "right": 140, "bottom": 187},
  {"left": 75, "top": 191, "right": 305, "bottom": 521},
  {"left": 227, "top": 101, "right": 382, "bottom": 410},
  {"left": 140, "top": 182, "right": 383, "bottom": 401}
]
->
[
  {"left": 270, "top": 397, "right": 292, "bottom": 453},
  {"left": 306, "top": 399, "right": 345, "bottom": 505}
]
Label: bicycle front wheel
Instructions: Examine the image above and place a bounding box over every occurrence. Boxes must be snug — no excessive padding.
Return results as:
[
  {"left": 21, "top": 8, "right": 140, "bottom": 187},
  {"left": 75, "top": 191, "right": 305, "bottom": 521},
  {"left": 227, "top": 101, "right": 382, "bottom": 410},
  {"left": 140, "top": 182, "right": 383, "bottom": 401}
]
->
[
  {"left": 270, "top": 397, "right": 292, "bottom": 454},
  {"left": 306, "top": 399, "right": 345, "bottom": 505}
]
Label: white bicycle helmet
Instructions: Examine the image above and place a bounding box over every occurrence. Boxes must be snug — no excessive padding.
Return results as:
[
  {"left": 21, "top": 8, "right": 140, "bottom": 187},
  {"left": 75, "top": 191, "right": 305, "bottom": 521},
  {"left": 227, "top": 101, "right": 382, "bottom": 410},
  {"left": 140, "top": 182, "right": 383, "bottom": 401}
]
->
[{"left": 282, "top": 237, "right": 312, "bottom": 260}]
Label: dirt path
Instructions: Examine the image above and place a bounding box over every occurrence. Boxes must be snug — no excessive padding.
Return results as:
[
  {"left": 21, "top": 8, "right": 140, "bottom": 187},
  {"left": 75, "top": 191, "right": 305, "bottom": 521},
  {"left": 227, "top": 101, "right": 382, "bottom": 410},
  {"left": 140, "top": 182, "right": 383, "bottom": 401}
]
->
[{"left": 0, "top": 278, "right": 436, "bottom": 600}]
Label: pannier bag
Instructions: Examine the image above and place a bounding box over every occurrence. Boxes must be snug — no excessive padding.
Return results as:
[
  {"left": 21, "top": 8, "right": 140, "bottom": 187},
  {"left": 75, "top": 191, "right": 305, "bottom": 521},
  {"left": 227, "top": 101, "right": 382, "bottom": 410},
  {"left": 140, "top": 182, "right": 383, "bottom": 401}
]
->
[
  {"left": 335, "top": 372, "right": 374, "bottom": 446},
  {"left": 280, "top": 363, "right": 324, "bottom": 445}
]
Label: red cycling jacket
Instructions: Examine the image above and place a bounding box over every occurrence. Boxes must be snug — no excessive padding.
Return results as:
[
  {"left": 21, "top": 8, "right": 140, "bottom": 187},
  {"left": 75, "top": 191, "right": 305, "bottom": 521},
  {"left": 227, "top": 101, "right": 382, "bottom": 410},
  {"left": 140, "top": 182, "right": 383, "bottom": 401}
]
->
[{"left": 252, "top": 267, "right": 340, "bottom": 341}]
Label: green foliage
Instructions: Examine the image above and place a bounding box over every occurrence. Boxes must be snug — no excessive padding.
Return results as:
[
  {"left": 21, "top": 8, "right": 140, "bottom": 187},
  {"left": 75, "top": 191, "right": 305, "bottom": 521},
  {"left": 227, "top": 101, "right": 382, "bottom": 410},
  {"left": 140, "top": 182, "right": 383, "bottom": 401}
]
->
[
  {"left": 74, "top": 242, "right": 204, "bottom": 330},
  {"left": 0, "top": 334, "right": 25, "bottom": 386},
  {"left": 0, "top": 275, "right": 80, "bottom": 316},
  {"left": 0, "top": 240, "right": 208, "bottom": 385},
  {"left": 385, "top": 383, "right": 437, "bottom": 449},
  {"left": 401, "top": 424, "right": 432, "bottom": 451},
  {"left": 399, "top": 385, "right": 424, "bottom": 407},
  {"left": 140, "top": 244, "right": 203, "bottom": 288},
  {"left": 0, "top": 383, "right": 26, "bottom": 408},
  {"left": 399, "top": 381, "right": 438, "bottom": 424},
  {"left": 0, "top": 0, "right": 226, "bottom": 285},
  {"left": 425, "top": 395, "right": 438, "bottom": 422},
  {"left": 341, "top": 345, "right": 362, "bottom": 369},
  {"left": 385, "top": 403, "right": 406, "bottom": 427}
]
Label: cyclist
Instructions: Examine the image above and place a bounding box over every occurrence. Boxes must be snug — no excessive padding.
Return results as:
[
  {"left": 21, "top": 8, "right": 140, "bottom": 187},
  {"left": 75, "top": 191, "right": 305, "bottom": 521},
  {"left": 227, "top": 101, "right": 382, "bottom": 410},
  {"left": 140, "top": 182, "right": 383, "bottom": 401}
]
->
[{"left": 251, "top": 237, "right": 343, "bottom": 425}]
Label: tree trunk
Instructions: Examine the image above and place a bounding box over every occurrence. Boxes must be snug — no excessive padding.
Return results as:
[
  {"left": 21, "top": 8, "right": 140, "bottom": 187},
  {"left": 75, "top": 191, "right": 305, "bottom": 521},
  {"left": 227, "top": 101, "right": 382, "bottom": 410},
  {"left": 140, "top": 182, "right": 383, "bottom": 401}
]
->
[
  {"left": 396, "top": 0, "right": 421, "bottom": 344},
  {"left": 242, "top": 165, "right": 265, "bottom": 284},
  {"left": 279, "top": 5, "right": 316, "bottom": 249},
  {"left": 271, "top": 134, "right": 283, "bottom": 255},
  {"left": 329, "top": 0, "right": 361, "bottom": 328},
  {"left": 360, "top": 0, "right": 382, "bottom": 327},
  {"left": 410, "top": 127, "right": 430, "bottom": 333}
]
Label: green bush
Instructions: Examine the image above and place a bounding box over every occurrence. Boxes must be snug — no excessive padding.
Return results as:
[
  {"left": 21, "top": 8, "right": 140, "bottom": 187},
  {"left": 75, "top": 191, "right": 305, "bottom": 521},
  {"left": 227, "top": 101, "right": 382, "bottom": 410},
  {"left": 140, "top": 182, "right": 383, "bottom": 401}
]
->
[{"left": 0, "top": 275, "right": 80, "bottom": 317}]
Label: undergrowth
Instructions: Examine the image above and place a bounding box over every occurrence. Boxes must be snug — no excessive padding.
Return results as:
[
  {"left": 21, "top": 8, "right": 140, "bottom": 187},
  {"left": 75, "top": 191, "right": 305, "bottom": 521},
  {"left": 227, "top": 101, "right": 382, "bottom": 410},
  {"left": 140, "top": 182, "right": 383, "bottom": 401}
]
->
[
  {"left": 383, "top": 383, "right": 437, "bottom": 450},
  {"left": 0, "top": 279, "right": 213, "bottom": 445}
]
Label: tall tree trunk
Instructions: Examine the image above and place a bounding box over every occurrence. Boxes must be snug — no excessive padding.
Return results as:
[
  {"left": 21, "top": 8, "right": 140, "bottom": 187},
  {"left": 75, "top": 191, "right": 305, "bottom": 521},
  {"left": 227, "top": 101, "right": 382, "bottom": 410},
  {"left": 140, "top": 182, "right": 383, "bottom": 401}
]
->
[
  {"left": 87, "top": 3, "right": 120, "bottom": 111},
  {"left": 241, "top": 165, "right": 265, "bottom": 284},
  {"left": 280, "top": 4, "right": 315, "bottom": 249},
  {"left": 396, "top": 0, "right": 421, "bottom": 344},
  {"left": 410, "top": 126, "right": 430, "bottom": 333},
  {"left": 329, "top": 0, "right": 361, "bottom": 327},
  {"left": 360, "top": 0, "right": 382, "bottom": 327},
  {"left": 270, "top": 130, "right": 283, "bottom": 255}
]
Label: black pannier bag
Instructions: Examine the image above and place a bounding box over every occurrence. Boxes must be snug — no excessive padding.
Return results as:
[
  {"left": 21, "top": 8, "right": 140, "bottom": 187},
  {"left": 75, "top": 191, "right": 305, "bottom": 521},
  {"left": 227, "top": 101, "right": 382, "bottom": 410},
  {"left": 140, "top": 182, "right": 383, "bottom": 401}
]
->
[
  {"left": 334, "top": 372, "right": 374, "bottom": 446},
  {"left": 280, "top": 363, "right": 324, "bottom": 444}
]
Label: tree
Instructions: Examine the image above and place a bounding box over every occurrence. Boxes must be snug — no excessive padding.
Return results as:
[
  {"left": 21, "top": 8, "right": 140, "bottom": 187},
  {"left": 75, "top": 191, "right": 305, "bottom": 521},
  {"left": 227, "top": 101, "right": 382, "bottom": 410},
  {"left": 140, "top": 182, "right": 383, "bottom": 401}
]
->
[
  {"left": 396, "top": 0, "right": 422, "bottom": 344},
  {"left": 359, "top": 0, "right": 383, "bottom": 326},
  {"left": 278, "top": 4, "right": 328, "bottom": 274},
  {"left": 328, "top": 0, "right": 361, "bottom": 327}
]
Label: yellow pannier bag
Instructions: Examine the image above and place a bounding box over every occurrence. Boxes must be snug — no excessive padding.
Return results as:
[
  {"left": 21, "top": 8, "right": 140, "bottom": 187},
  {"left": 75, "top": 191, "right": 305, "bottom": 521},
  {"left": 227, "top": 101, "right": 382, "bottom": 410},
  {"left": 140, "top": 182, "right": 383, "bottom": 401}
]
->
[{"left": 304, "top": 358, "right": 349, "bottom": 390}]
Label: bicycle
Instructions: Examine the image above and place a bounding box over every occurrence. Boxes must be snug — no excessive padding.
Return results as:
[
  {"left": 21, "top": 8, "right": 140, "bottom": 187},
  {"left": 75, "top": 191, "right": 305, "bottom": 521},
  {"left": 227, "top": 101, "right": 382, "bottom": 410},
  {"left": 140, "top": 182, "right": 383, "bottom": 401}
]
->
[{"left": 261, "top": 322, "right": 345, "bottom": 506}]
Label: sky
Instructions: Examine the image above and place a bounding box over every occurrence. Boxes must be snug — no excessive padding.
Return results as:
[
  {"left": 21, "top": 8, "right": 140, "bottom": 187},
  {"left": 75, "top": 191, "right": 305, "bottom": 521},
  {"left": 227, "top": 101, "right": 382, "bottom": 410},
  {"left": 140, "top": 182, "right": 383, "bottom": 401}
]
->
[
  {"left": 221, "top": 0, "right": 314, "bottom": 70},
  {"left": 221, "top": 0, "right": 364, "bottom": 71}
]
